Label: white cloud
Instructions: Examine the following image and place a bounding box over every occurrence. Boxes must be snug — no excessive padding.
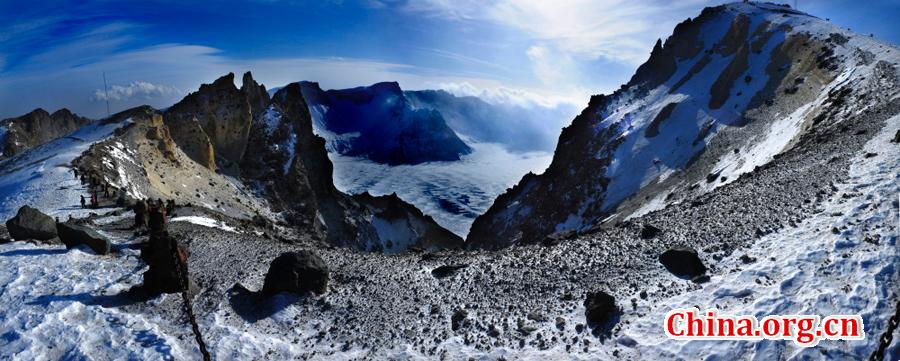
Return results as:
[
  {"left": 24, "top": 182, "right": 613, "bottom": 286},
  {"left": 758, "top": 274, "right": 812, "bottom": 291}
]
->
[
  {"left": 401, "top": 0, "right": 714, "bottom": 65},
  {"left": 427, "top": 81, "right": 588, "bottom": 110},
  {"left": 92, "top": 81, "right": 181, "bottom": 101}
]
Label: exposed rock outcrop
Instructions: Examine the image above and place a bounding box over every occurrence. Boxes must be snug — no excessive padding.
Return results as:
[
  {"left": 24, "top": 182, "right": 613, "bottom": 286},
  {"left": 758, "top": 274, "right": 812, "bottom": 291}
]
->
[
  {"left": 164, "top": 72, "right": 267, "bottom": 171},
  {"left": 245, "top": 82, "right": 464, "bottom": 250},
  {"left": 1, "top": 108, "right": 92, "bottom": 159}
]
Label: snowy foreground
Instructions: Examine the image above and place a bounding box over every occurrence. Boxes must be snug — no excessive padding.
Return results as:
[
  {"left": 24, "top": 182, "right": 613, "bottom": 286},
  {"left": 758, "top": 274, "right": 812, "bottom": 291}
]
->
[{"left": 623, "top": 116, "right": 900, "bottom": 359}]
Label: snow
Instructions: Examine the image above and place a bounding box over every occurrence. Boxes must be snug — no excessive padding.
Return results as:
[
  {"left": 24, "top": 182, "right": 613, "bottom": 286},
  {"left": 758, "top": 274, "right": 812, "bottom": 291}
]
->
[
  {"left": 170, "top": 216, "right": 239, "bottom": 233},
  {"left": 331, "top": 141, "right": 552, "bottom": 237},
  {"left": 619, "top": 114, "right": 900, "bottom": 359},
  {"left": 706, "top": 67, "right": 856, "bottom": 192},
  {"left": 0, "top": 120, "right": 130, "bottom": 221},
  {"left": 102, "top": 140, "right": 146, "bottom": 199},
  {"left": 0, "top": 239, "right": 193, "bottom": 360}
]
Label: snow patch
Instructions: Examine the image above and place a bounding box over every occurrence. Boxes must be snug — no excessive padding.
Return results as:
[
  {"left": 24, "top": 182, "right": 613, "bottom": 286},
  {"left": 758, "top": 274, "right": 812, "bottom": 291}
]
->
[
  {"left": 170, "top": 216, "right": 239, "bottom": 233},
  {"left": 0, "top": 120, "right": 129, "bottom": 221}
]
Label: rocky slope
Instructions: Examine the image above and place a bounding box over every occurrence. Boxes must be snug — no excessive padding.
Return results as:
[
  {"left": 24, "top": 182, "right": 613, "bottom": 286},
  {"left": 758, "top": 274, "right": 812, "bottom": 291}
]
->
[
  {"left": 0, "top": 108, "right": 92, "bottom": 159},
  {"left": 300, "top": 81, "right": 472, "bottom": 165},
  {"left": 468, "top": 1, "right": 900, "bottom": 248}
]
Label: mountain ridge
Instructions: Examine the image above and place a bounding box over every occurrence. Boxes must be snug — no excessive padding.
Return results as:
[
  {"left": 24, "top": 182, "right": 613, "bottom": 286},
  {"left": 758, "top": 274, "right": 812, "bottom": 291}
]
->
[{"left": 466, "top": 1, "right": 900, "bottom": 248}]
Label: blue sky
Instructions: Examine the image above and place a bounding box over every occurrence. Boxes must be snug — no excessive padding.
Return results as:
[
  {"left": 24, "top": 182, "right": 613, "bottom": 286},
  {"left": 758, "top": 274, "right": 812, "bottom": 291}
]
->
[{"left": 1, "top": 0, "right": 898, "bottom": 119}]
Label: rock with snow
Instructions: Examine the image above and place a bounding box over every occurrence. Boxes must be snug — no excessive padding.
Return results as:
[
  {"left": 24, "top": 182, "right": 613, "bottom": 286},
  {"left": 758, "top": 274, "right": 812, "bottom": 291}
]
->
[
  {"left": 262, "top": 251, "right": 329, "bottom": 296},
  {"left": 658, "top": 247, "right": 708, "bottom": 281},
  {"left": 5, "top": 206, "right": 57, "bottom": 242},
  {"left": 56, "top": 222, "right": 111, "bottom": 255}
]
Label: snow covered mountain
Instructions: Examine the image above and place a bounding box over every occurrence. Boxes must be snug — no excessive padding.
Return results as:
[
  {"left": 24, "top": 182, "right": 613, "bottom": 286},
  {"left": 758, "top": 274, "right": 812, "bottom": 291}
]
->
[
  {"left": 299, "top": 81, "right": 472, "bottom": 165},
  {"left": 468, "top": 1, "right": 900, "bottom": 248}
]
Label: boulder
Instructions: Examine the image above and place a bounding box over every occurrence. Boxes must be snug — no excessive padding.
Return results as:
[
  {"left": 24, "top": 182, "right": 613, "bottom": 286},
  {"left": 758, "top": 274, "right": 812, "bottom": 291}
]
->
[
  {"left": 639, "top": 224, "right": 662, "bottom": 239},
  {"left": 263, "top": 251, "right": 329, "bottom": 296},
  {"left": 659, "top": 247, "right": 708, "bottom": 281},
  {"left": 584, "top": 291, "right": 618, "bottom": 326},
  {"left": 431, "top": 264, "right": 467, "bottom": 279},
  {"left": 5, "top": 206, "right": 57, "bottom": 241},
  {"left": 57, "top": 222, "right": 111, "bottom": 255}
]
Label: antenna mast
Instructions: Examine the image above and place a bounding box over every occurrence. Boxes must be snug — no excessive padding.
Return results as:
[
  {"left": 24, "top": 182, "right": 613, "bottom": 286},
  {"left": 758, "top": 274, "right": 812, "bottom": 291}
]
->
[{"left": 103, "top": 72, "right": 111, "bottom": 118}]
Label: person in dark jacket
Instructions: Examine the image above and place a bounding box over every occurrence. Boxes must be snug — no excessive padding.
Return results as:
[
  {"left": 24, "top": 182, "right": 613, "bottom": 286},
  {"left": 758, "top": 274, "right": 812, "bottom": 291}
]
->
[{"left": 134, "top": 199, "right": 148, "bottom": 229}]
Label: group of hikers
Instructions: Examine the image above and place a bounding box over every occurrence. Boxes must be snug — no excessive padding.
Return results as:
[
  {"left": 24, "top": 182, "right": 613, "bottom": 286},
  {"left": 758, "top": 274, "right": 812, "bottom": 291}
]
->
[
  {"left": 74, "top": 167, "right": 125, "bottom": 209},
  {"left": 72, "top": 166, "right": 179, "bottom": 230}
]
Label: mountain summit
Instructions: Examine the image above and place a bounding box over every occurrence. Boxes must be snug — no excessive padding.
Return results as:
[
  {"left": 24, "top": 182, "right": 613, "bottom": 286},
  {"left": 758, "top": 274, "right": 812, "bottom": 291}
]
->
[{"left": 467, "top": 1, "right": 900, "bottom": 248}]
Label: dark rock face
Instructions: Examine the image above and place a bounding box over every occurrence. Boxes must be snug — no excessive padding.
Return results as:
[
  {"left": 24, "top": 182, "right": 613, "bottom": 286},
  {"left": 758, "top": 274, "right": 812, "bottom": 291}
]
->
[
  {"left": 140, "top": 231, "right": 191, "bottom": 294},
  {"left": 5, "top": 206, "right": 57, "bottom": 241},
  {"left": 1, "top": 108, "right": 92, "bottom": 159},
  {"left": 299, "top": 81, "right": 471, "bottom": 165},
  {"left": 0, "top": 225, "right": 10, "bottom": 243},
  {"left": 263, "top": 251, "right": 329, "bottom": 296},
  {"left": 57, "top": 222, "right": 111, "bottom": 255},
  {"left": 658, "top": 247, "right": 708, "bottom": 281},
  {"left": 352, "top": 192, "right": 464, "bottom": 251},
  {"left": 584, "top": 291, "right": 618, "bottom": 327}
]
